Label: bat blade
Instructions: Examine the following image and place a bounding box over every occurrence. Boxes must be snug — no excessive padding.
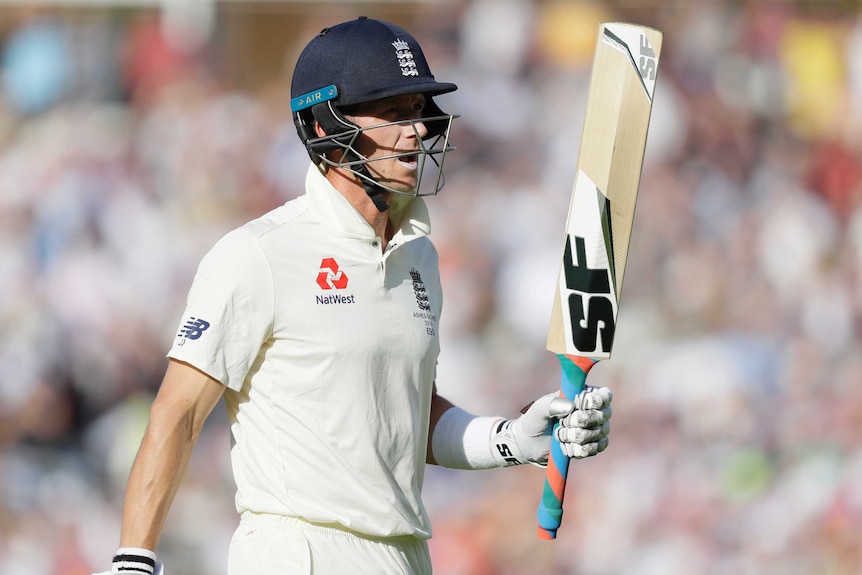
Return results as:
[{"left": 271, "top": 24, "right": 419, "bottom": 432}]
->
[{"left": 538, "top": 22, "right": 662, "bottom": 540}]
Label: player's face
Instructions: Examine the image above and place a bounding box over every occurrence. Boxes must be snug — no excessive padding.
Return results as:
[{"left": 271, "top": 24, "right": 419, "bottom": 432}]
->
[{"left": 344, "top": 94, "right": 429, "bottom": 194}]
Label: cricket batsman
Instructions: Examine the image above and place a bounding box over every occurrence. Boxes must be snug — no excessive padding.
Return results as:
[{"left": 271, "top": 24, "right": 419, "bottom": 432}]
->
[{"left": 95, "top": 17, "right": 612, "bottom": 575}]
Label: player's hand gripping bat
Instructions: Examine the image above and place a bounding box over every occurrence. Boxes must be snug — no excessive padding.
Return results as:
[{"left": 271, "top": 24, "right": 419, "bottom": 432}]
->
[{"left": 537, "top": 22, "right": 663, "bottom": 540}]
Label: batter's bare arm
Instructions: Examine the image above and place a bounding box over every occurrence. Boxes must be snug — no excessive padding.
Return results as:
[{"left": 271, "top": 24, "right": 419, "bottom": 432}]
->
[
  {"left": 120, "top": 359, "right": 225, "bottom": 550},
  {"left": 426, "top": 384, "right": 455, "bottom": 465}
]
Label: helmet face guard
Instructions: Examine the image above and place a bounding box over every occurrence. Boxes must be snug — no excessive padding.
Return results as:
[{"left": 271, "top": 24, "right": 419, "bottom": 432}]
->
[
  {"left": 290, "top": 17, "right": 459, "bottom": 203},
  {"left": 296, "top": 98, "right": 458, "bottom": 198},
  {"left": 316, "top": 103, "right": 457, "bottom": 200}
]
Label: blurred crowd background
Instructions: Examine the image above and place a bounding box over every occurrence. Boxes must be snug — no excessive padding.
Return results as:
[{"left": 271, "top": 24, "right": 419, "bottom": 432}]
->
[{"left": 1, "top": 0, "right": 861, "bottom": 573}]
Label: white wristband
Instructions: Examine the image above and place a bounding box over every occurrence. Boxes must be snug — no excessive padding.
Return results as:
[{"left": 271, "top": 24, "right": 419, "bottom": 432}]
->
[
  {"left": 431, "top": 406, "right": 503, "bottom": 470},
  {"left": 112, "top": 547, "right": 157, "bottom": 575}
]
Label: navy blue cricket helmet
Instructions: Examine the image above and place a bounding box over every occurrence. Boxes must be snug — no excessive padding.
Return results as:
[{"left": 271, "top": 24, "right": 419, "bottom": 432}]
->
[{"left": 290, "top": 16, "right": 458, "bottom": 207}]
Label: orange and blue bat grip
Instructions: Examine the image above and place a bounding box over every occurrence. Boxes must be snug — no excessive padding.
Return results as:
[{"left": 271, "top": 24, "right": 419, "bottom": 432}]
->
[{"left": 537, "top": 354, "right": 597, "bottom": 540}]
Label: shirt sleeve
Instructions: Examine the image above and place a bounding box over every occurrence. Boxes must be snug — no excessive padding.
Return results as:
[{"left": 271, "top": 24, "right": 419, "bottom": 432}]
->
[{"left": 167, "top": 228, "right": 274, "bottom": 391}]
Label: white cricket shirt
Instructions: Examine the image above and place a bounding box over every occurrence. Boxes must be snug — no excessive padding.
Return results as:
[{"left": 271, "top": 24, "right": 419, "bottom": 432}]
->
[{"left": 168, "top": 165, "right": 442, "bottom": 539}]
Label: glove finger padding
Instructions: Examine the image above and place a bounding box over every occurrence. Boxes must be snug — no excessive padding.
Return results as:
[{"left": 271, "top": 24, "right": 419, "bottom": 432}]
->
[
  {"left": 561, "top": 386, "right": 612, "bottom": 429},
  {"left": 573, "top": 385, "right": 612, "bottom": 411},
  {"left": 562, "top": 406, "right": 612, "bottom": 429},
  {"left": 557, "top": 420, "right": 610, "bottom": 445},
  {"left": 556, "top": 386, "right": 613, "bottom": 459},
  {"left": 561, "top": 436, "right": 609, "bottom": 459}
]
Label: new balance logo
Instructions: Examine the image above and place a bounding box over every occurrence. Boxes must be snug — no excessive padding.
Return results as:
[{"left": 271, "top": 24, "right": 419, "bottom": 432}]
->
[
  {"left": 178, "top": 317, "right": 210, "bottom": 345},
  {"left": 316, "top": 258, "right": 349, "bottom": 290}
]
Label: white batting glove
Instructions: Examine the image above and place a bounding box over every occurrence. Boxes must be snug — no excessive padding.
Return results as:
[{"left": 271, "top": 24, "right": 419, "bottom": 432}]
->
[
  {"left": 490, "top": 387, "right": 612, "bottom": 467},
  {"left": 489, "top": 392, "right": 573, "bottom": 467},
  {"left": 556, "top": 386, "right": 612, "bottom": 459}
]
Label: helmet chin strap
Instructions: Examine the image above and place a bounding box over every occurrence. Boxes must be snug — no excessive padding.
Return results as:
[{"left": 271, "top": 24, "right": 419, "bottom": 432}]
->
[
  {"left": 337, "top": 149, "right": 391, "bottom": 213},
  {"left": 357, "top": 165, "right": 391, "bottom": 213}
]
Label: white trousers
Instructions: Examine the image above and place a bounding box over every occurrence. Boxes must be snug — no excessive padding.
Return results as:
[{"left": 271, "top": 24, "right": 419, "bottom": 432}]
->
[{"left": 228, "top": 513, "right": 433, "bottom": 575}]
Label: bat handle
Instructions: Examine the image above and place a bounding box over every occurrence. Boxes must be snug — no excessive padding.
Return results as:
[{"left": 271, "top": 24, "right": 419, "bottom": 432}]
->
[{"left": 537, "top": 355, "right": 595, "bottom": 540}]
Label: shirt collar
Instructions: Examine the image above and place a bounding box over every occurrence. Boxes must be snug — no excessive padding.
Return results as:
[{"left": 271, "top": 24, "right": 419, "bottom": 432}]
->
[{"left": 305, "top": 164, "right": 432, "bottom": 243}]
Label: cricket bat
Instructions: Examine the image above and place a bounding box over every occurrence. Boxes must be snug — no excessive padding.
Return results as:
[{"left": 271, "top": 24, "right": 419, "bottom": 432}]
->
[{"left": 537, "top": 22, "right": 662, "bottom": 540}]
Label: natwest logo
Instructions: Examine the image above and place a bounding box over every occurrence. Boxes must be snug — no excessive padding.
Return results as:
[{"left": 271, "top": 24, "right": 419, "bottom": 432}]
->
[{"left": 316, "top": 258, "right": 348, "bottom": 290}]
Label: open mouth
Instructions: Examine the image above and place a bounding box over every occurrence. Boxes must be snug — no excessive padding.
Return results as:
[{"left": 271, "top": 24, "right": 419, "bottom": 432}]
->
[{"left": 398, "top": 153, "right": 419, "bottom": 169}]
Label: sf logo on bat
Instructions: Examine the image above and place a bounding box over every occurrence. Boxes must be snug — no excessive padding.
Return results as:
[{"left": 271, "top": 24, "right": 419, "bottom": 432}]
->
[
  {"left": 602, "top": 26, "right": 659, "bottom": 101},
  {"left": 562, "top": 234, "right": 616, "bottom": 356},
  {"left": 638, "top": 33, "right": 657, "bottom": 81}
]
